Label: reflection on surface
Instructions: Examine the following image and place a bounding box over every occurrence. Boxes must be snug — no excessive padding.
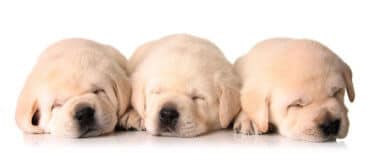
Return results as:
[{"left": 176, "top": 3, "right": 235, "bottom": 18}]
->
[{"left": 22, "top": 130, "right": 346, "bottom": 148}]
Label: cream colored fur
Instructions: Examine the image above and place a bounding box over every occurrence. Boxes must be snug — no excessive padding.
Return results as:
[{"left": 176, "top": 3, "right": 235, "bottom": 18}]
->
[
  {"left": 15, "top": 38, "right": 132, "bottom": 138},
  {"left": 233, "top": 38, "right": 355, "bottom": 142},
  {"left": 129, "top": 34, "right": 241, "bottom": 137}
]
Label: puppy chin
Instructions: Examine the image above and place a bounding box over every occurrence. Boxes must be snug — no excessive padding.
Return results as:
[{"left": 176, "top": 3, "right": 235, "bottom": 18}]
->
[
  {"left": 176, "top": 123, "right": 204, "bottom": 137},
  {"left": 176, "top": 131, "right": 202, "bottom": 138},
  {"left": 48, "top": 121, "right": 110, "bottom": 138},
  {"left": 159, "top": 131, "right": 177, "bottom": 137},
  {"left": 52, "top": 127, "right": 111, "bottom": 138},
  {"left": 284, "top": 129, "right": 338, "bottom": 142},
  {"left": 49, "top": 129, "right": 81, "bottom": 138},
  {"left": 47, "top": 122, "right": 79, "bottom": 138},
  {"left": 146, "top": 124, "right": 203, "bottom": 138},
  {"left": 79, "top": 129, "right": 104, "bottom": 138},
  {"left": 146, "top": 126, "right": 180, "bottom": 137},
  {"left": 158, "top": 129, "right": 201, "bottom": 138},
  {"left": 297, "top": 135, "right": 336, "bottom": 142}
]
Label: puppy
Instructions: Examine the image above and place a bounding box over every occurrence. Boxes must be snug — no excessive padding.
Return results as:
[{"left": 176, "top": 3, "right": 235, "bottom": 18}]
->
[
  {"left": 129, "top": 34, "right": 240, "bottom": 137},
  {"left": 15, "top": 38, "right": 132, "bottom": 138},
  {"left": 233, "top": 38, "right": 355, "bottom": 142}
]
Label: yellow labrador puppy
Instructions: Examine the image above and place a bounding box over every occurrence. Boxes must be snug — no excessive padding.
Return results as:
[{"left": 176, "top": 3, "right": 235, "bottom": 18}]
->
[
  {"left": 15, "top": 38, "right": 133, "bottom": 138},
  {"left": 233, "top": 38, "right": 355, "bottom": 142},
  {"left": 129, "top": 34, "right": 240, "bottom": 137}
]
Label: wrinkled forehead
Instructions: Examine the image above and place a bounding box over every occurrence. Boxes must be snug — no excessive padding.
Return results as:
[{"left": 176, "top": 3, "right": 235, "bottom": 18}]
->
[
  {"left": 147, "top": 76, "right": 216, "bottom": 94},
  {"left": 277, "top": 72, "right": 345, "bottom": 102},
  {"left": 45, "top": 71, "right": 108, "bottom": 98}
]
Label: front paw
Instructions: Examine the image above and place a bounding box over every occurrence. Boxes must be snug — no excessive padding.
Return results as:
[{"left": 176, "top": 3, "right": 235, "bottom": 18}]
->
[
  {"left": 119, "top": 108, "right": 145, "bottom": 131},
  {"left": 233, "top": 112, "right": 260, "bottom": 135}
]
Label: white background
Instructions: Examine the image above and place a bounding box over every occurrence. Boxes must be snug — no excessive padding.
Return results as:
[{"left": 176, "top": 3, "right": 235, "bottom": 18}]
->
[{"left": 0, "top": 0, "right": 368, "bottom": 161}]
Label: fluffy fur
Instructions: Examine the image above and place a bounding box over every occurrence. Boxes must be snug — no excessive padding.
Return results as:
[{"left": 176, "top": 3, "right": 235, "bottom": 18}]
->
[
  {"left": 15, "top": 38, "right": 132, "bottom": 138},
  {"left": 129, "top": 34, "right": 241, "bottom": 137},
  {"left": 233, "top": 38, "right": 355, "bottom": 142}
]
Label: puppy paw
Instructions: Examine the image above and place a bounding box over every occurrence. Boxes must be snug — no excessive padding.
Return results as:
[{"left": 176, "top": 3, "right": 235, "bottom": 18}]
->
[
  {"left": 118, "top": 108, "right": 145, "bottom": 131},
  {"left": 233, "top": 112, "right": 260, "bottom": 135}
]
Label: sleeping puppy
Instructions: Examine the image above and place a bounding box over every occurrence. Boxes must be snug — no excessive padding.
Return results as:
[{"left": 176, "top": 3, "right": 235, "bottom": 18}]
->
[
  {"left": 233, "top": 38, "right": 355, "bottom": 142},
  {"left": 15, "top": 38, "right": 132, "bottom": 138},
  {"left": 129, "top": 34, "right": 240, "bottom": 137}
]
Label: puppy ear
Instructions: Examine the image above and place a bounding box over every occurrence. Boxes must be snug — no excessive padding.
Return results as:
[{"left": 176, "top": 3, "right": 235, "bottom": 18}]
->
[
  {"left": 130, "top": 77, "right": 146, "bottom": 118},
  {"left": 215, "top": 71, "right": 241, "bottom": 128},
  {"left": 15, "top": 85, "right": 43, "bottom": 134},
  {"left": 241, "top": 88, "right": 270, "bottom": 133},
  {"left": 342, "top": 62, "right": 355, "bottom": 102},
  {"left": 112, "top": 76, "right": 132, "bottom": 119},
  {"left": 104, "top": 48, "right": 133, "bottom": 121}
]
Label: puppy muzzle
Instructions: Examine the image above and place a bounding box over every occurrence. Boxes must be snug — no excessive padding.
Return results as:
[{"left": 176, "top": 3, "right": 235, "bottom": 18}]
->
[{"left": 158, "top": 102, "right": 179, "bottom": 133}]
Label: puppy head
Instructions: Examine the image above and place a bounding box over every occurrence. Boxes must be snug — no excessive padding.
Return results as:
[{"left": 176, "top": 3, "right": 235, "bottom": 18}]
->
[
  {"left": 132, "top": 71, "right": 240, "bottom": 137},
  {"left": 245, "top": 51, "right": 354, "bottom": 142},
  {"left": 15, "top": 41, "right": 130, "bottom": 138}
]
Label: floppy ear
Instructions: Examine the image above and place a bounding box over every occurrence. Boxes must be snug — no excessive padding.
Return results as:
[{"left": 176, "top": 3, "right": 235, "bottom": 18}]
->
[
  {"left": 112, "top": 76, "right": 132, "bottom": 119},
  {"left": 130, "top": 77, "right": 146, "bottom": 118},
  {"left": 241, "top": 88, "right": 270, "bottom": 133},
  {"left": 342, "top": 62, "right": 355, "bottom": 102},
  {"left": 215, "top": 71, "right": 241, "bottom": 128},
  {"left": 15, "top": 84, "right": 44, "bottom": 134},
  {"left": 104, "top": 47, "right": 133, "bottom": 120}
]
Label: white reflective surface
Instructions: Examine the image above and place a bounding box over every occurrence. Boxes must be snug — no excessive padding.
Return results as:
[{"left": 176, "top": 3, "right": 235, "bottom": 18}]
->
[{"left": 21, "top": 130, "right": 347, "bottom": 148}]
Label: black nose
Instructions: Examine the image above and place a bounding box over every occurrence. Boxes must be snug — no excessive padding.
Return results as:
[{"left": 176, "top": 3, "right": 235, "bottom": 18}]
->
[
  {"left": 75, "top": 107, "right": 95, "bottom": 128},
  {"left": 159, "top": 107, "right": 179, "bottom": 128},
  {"left": 320, "top": 119, "right": 341, "bottom": 136}
]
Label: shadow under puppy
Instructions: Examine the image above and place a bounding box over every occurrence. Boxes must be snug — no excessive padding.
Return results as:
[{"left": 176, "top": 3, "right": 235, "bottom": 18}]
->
[
  {"left": 15, "top": 39, "right": 133, "bottom": 138},
  {"left": 128, "top": 34, "right": 241, "bottom": 137},
  {"left": 233, "top": 38, "right": 355, "bottom": 142}
]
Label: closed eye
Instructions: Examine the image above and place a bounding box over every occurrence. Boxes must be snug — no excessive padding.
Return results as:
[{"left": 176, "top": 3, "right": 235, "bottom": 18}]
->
[
  {"left": 192, "top": 95, "right": 205, "bottom": 101},
  {"left": 287, "top": 99, "right": 305, "bottom": 109},
  {"left": 93, "top": 88, "right": 105, "bottom": 94},
  {"left": 287, "top": 103, "right": 304, "bottom": 108},
  {"left": 51, "top": 102, "right": 63, "bottom": 110}
]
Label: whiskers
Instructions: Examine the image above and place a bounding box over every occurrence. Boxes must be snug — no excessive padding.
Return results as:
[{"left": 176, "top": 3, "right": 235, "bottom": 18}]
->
[
  {"left": 177, "top": 121, "right": 200, "bottom": 137},
  {"left": 302, "top": 128, "right": 335, "bottom": 142}
]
